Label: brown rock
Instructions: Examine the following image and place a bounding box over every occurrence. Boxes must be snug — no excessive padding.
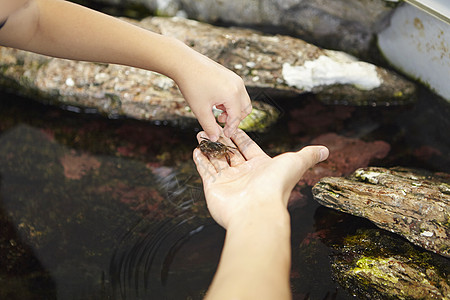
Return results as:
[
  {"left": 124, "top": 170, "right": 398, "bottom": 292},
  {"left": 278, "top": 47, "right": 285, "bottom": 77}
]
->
[
  {"left": 312, "top": 166, "right": 450, "bottom": 257},
  {"left": 0, "top": 16, "right": 416, "bottom": 126}
]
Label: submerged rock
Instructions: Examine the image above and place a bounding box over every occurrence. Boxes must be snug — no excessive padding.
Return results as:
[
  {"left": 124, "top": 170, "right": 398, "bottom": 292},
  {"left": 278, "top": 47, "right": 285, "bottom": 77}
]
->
[
  {"left": 0, "top": 16, "right": 415, "bottom": 128},
  {"left": 0, "top": 124, "right": 212, "bottom": 298},
  {"left": 331, "top": 229, "right": 450, "bottom": 300},
  {"left": 312, "top": 167, "right": 450, "bottom": 258},
  {"left": 300, "top": 133, "right": 390, "bottom": 186}
]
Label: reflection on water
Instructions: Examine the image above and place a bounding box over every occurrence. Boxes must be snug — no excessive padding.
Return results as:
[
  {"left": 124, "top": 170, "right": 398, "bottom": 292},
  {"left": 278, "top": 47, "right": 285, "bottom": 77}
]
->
[
  {"left": 0, "top": 88, "right": 449, "bottom": 299},
  {"left": 0, "top": 94, "right": 218, "bottom": 299},
  {"left": 110, "top": 218, "right": 222, "bottom": 299}
]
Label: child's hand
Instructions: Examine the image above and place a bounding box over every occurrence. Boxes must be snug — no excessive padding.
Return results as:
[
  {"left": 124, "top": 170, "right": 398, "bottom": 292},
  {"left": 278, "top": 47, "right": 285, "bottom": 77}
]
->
[
  {"left": 175, "top": 52, "right": 252, "bottom": 141},
  {"left": 0, "top": 0, "right": 251, "bottom": 142}
]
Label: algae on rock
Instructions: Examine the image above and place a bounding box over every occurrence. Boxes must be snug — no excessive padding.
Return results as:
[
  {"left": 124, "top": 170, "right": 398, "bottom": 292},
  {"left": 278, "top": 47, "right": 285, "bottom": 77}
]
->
[{"left": 331, "top": 229, "right": 450, "bottom": 300}]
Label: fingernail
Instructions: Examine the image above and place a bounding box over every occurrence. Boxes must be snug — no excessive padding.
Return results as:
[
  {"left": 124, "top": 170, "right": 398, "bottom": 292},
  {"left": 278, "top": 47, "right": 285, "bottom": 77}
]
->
[
  {"left": 210, "top": 134, "right": 219, "bottom": 142},
  {"left": 319, "top": 148, "right": 329, "bottom": 162}
]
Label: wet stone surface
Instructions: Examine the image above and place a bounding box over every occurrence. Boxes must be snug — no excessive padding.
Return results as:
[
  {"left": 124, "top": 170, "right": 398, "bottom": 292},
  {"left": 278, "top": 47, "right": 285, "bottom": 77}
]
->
[
  {"left": 0, "top": 84, "right": 448, "bottom": 299},
  {"left": 0, "top": 16, "right": 416, "bottom": 132},
  {"left": 313, "top": 166, "right": 450, "bottom": 258},
  {"left": 330, "top": 229, "right": 450, "bottom": 300}
]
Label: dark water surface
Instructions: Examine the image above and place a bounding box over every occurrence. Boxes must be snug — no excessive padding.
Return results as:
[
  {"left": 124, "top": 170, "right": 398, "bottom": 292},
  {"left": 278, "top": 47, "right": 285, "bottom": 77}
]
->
[{"left": 0, "top": 87, "right": 449, "bottom": 300}]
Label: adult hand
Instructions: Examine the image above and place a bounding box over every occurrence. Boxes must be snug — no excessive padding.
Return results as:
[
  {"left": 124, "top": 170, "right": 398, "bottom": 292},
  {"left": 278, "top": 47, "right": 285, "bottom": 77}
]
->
[{"left": 193, "top": 129, "right": 329, "bottom": 229}]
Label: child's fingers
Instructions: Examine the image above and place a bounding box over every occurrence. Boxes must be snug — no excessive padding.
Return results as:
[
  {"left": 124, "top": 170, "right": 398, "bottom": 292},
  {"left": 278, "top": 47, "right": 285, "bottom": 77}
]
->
[
  {"left": 195, "top": 107, "right": 222, "bottom": 142},
  {"left": 223, "top": 106, "right": 242, "bottom": 138}
]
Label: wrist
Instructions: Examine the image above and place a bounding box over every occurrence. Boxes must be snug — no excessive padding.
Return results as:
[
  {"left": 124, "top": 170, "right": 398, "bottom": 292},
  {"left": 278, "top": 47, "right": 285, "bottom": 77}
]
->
[
  {"left": 161, "top": 36, "right": 204, "bottom": 82},
  {"left": 226, "top": 199, "right": 290, "bottom": 233}
]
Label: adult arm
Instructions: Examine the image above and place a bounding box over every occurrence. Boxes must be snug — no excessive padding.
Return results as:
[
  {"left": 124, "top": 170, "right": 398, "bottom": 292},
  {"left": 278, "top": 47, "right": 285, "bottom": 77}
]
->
[
  {"left": 206, "top": 200, "right": 292, "bottom": 299},
  {"left": 193, "top": 130, "right": 329, "bottom": 299}
]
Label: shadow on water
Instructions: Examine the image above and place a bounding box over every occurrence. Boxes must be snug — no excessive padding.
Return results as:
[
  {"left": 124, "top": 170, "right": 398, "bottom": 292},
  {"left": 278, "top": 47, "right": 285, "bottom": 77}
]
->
[
  {"left": 0, "top": 177, "right": 57, "bottom": 300},
  {"left": 0, "top": 92, "right": 226, "bottom": 299},
  {"left": 0, "top": 84, "right": 449, "bottom": 299},
  {"left": 109, "top": 172, "right": 223, "bottom": 300}
]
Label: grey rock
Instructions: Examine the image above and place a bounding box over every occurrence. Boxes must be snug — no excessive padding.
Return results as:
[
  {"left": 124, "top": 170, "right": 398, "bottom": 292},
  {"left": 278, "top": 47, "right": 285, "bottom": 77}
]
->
[{"left": 118, "top": 0, "right": 396, "bottom": 57}]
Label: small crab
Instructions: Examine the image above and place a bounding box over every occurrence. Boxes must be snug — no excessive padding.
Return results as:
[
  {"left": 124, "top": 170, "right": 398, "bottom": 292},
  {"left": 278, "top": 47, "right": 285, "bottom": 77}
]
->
[{"left": 197, "top": 137, "right": 237, "bottom": 165}]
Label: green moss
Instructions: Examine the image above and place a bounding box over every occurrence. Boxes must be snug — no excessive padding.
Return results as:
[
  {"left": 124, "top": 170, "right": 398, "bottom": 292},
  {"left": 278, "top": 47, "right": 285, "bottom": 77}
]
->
[
  {"left": 214, "top": 100, "right": 280, "bottom": 132},
  {"left": 352, "top": 256, "right": 399, "bottom": 283},
  {"left": 238, "top": 107, "right": 279, "bottom": 132},
  {"left": 332, "top": 229, "right": 450, "bottom": 299},
  {"left": 393, "top": 91, "right": 403, "bottom": 97}
]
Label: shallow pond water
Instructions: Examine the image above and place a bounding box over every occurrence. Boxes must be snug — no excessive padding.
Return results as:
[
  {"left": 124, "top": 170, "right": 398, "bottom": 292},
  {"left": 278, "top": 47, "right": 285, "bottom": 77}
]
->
[{"left": 0, "top": 86, "right": 449, "bottom": 300}]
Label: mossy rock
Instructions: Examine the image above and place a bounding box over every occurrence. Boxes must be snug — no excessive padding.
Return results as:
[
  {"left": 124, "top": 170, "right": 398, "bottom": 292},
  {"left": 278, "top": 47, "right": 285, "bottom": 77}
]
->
[{"left": 331, "top": 229, "right": 450, "bottom": 299}]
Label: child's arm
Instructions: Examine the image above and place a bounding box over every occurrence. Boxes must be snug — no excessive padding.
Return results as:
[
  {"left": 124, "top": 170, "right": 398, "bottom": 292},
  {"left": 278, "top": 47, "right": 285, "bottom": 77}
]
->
[{"left": 0, "top": 0, "right": 251, "bottom": 140}]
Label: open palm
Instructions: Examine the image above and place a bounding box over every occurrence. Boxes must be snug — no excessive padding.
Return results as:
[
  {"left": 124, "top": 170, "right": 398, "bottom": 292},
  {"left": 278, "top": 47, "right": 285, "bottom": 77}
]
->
[{"left": 193, "top": 129, "right": 328, "bottom": 228}]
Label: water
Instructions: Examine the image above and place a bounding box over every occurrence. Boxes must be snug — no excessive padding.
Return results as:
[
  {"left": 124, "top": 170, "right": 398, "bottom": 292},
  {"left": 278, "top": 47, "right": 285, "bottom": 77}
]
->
[{"left": 0, "top": 86, "right": 449, "bottom": 300}]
